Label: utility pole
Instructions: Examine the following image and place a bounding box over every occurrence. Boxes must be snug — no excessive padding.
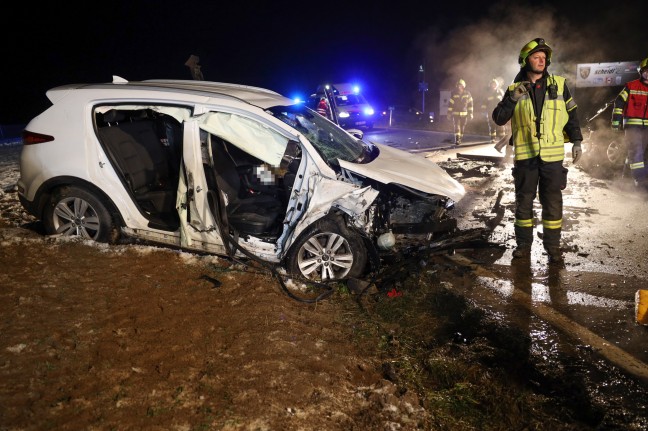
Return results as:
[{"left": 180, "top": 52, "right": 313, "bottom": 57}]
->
[{"left": 418, "top": 64, "right": 428, "bottom": 114}]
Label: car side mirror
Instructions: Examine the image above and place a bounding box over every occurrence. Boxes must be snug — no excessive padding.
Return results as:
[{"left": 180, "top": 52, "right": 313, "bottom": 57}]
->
[{"left": 347, "top": 128, "right": 364, "bottom": 140}]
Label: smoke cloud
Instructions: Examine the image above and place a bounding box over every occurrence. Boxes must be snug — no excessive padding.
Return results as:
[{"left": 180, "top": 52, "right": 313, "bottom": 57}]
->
[{"left": 414, "top": 0, "right": 646, "bottom": 120}]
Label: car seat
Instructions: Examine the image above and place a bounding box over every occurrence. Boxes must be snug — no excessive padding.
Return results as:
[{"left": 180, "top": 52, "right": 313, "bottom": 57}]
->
[
  {"left": 209, "top": 137, "right": 283, "bottom": 236},
  {"left": 97, "top": 109, "right": 178, "bottom": 229}
]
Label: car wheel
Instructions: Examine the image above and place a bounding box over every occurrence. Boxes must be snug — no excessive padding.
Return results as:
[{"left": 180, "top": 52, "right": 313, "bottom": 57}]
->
[
  {"left": 606, "top": 140, "right": 626, "bottom": 167},
  {"left": 44, "top": 186, "right": 118, "bottom": 243},
  {"left": 287, "top": 217, "right": 367, "bottom": 281}
]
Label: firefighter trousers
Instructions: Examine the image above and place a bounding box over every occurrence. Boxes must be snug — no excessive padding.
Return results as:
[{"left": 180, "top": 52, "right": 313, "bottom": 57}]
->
[
  {"left": 452, "top": 115, "right": 468, "bottom": 144},
  {"left": 512, "top": 157, "right": 567, "bottom": 249},
  {"left": 625, "top": 127, "right": 648, "bottom": 187},
  {"left": 486, "top": 114, "right": 506, "bottom": 142}
]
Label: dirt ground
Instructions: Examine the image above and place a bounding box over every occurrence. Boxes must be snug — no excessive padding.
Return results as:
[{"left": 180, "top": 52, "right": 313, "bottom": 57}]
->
[{"left": 1, "top": 148, "right": 647, "bottom": 430}]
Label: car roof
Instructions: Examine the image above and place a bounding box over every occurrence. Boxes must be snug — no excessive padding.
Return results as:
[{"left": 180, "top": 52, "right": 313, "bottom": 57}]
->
[{"left": 45, "top": 76, "right": 296, "bottom": 110}]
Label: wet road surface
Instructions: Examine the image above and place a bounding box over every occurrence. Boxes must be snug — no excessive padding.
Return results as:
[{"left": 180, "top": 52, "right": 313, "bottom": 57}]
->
[{"left": 366, "top": 126, "right": 648, "bottom": 375}]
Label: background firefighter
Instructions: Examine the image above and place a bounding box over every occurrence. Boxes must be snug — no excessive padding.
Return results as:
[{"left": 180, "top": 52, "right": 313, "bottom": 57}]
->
[
  {"left": 447, "top": 79, "right": 473, "bottom": 145},
  {"left": 316, "top": 96, "right": 332, "bottom": 120},
  {"left": 492, "top": 38, "right": 583, "bottom": 263},
  {"left": 611, "top": 57, "right": 648, "bottom": 190},
  {"left": 481, "top": 78, "right": 506, "bottom": 143}
]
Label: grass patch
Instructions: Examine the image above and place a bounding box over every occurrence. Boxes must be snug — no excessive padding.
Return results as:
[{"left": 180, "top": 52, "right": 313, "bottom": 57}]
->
[{"left": 336, "top": 255, "right": 600, "bottom": 430}]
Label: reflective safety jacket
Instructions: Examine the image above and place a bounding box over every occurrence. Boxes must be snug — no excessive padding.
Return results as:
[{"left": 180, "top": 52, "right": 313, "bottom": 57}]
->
[
  {"left": 508, "top": 75, "right": 575, "bottom": 162},
  {"left": 612, "top": 78, "right": 648, "bottom": 129},
  {"left": 481, "top": 87, "right": 504, "bottom": 112},
  {"left": 448, "top": 90, "right": 474, "bottom": 117}
]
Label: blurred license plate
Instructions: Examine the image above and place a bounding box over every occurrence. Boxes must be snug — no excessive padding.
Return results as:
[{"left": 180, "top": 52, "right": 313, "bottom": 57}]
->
[{"left": 355, "top": 121, "right": 366, "bottom": 125}]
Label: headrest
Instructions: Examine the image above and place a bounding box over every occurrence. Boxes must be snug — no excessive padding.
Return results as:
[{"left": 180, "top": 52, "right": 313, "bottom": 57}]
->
[
  {"left": 131, "top": 110, "right": 149, "bottom": 120},
  {"left": 103, "top": 110, "right": 126, "bottom": 124}
]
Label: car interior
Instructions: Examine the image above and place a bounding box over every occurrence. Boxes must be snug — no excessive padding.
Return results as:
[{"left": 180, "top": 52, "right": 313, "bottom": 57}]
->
[
  {"left": 205, "top": 135, "right": 284, "bottom": 237},
  {"left": 95, "top": 108, "right": 183, "bottom": 230},
  {"left": 95, "top": 106, "right": 303, "bottom": 241}
]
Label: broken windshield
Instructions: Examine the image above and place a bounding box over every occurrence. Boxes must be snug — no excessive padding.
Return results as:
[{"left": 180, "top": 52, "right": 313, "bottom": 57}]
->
[{"left": 267, "top": 104, "right": 376, "bottom": 166}]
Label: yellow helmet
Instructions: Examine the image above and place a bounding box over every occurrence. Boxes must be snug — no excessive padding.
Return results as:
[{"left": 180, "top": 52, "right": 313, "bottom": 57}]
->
[
  {"left": 457, "top": 79, "right": 466, "bottom": 88},
  {"left": 519, "top": 38, "right": 553, "bottom": 68},
  {"left": 639, "top": 57, "right": 648, "bottom": 73}
]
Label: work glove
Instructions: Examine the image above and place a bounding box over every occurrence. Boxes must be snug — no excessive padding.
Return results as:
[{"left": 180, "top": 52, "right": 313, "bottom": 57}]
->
[
  {"left": 572, "top": 141, "right": 582, "bottom": 163},
  {"left": 510, "top": 81, "right": 530, "bottom": 102}
]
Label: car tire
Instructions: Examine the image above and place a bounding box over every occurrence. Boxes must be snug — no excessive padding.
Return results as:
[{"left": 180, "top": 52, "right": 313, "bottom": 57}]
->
[
  {"left": 606, "top": 140, "right": 626, "bottom": 168},
  {"left": 287, "top": 217, "right": 367, "bottom": 281},
  {"left": 44, "top": 186, "right": 119, "bottom": 243}
]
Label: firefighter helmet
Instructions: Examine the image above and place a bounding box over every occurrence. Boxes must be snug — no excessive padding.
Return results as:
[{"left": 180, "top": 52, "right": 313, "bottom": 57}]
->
[
  {"left": 639, "top": 57, "right": 648, "bottom": 73},
  {"left": 457, "top": 79, "right": 466, "bottom": 88},
  {"left": 518, "top": 38, "right": 553, "bottom": 68}
]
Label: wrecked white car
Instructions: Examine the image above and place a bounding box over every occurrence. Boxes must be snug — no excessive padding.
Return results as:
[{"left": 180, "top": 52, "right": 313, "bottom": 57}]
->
[{"left": 18, "top": 77, "right": 465, "bottom": 280}]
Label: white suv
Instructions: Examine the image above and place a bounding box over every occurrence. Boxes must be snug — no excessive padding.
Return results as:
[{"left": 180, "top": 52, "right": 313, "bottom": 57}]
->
[{"left": 18, "top": 77, "right": 465, "bottom": 280}]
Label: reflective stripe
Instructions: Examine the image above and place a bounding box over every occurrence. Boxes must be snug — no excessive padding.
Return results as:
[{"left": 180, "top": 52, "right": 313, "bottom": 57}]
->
[
  {"left": 619, "top": 89, "right": 628, "bottom": 101},
  {"left": 625, "top": 118, "right": 648, "bottom": 126},
  {"left": 542, "top": 219, "right": 562, "bottom": 230},
  {"left": 565, "top": 96, "right": 577, "bottom": 111},
  {"left": 629, "top": 89, "right": 648, "bottom": 96},
  {"left": 630, "top": 161, "right": 645, "bottom": 170},
  {"left": 515, "top": 218, "right": 534, "bottom": 227}
]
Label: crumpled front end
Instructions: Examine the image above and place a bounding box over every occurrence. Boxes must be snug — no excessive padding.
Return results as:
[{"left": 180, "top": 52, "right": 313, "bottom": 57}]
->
[
  {"left": 364, "top": 182, "right": 458, "bottom": 244},
  {"left": 335, "top": 167, "right": 459, "bottom": 254}
]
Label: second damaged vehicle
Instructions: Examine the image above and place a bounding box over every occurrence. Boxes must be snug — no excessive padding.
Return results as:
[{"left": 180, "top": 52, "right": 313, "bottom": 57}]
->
[{"left": 18, "top": 77, "right": 465, "bottom": 281}]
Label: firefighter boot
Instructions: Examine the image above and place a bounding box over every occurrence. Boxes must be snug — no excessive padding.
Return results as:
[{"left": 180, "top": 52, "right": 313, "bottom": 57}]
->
[
  {"left": 543, "top": 229, "right": 563, "bottom": 263},
  {"left": 512, "top": 226, "right": 533, "bottom": 259},
  {"left": 544, "top": 246, "right": 563, "bottom": 263}
]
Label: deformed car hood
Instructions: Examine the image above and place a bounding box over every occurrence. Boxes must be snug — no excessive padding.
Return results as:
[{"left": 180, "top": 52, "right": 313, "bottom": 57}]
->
[{"left": 338, "top": 143, "right": 466, "bottom": 202}]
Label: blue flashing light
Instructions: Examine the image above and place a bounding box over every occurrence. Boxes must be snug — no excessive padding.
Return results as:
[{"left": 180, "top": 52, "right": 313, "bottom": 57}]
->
[{"left": 353, "top": 85, "right": 360, "bottom": 94}]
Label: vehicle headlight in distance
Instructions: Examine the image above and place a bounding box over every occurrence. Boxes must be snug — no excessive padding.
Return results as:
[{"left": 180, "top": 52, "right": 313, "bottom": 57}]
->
[
  {"left": 338, "top": 111, "right": 350, "bottom": 118},
  {"left": 364, "top": 107, "right": 374, "bottom": 116}
]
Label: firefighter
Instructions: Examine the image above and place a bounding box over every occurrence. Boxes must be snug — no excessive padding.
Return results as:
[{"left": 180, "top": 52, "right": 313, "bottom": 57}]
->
[
  {"left": 611, "top": 57, "right": 648, "bottom": 190},
  {"left": 481, "top": 78, "right": 505, "bottom": 143},
  {"left": 492, "top": 38, "right": 583, "bottom": 263},
  {"left": 447, "top": 79, "right": 473, "bottom": 145},
  {"left": 316, "top": 96, "right": 331, "bottom": 120}
]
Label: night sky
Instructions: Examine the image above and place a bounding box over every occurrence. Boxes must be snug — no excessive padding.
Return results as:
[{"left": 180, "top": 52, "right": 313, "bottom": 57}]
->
[{"left": 3, "top": 0, "right": 646, "bottom": 125}]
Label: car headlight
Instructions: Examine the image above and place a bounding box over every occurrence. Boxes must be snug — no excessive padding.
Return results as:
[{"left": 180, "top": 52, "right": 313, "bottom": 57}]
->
[
  {"left": 364, "top": 107, "right": 374, "bottom": 116},
  {"left": 338, "top": 111, "right": 350, "bottom": 118}
]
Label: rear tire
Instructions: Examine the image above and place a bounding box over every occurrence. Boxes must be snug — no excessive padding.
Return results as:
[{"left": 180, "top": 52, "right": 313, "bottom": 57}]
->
[
  {"left": 606, "top": 140, "right": 626, "bottom": 168},
  {"left": 43, "top": 186, "right": 119, "bottom": 243},
  {"left": 287, "top": 217, "right": 367, "bottom": 281}
]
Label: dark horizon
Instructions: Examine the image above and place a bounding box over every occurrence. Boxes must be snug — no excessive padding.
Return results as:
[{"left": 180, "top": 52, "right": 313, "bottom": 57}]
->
[{"left": 3, "top": 0, "right": 646, "bottom": 125}]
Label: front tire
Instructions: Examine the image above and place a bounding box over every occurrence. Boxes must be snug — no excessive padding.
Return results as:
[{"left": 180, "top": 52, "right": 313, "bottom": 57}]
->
[
  {"left": 287, "top": 217, "right": 367, "bottom": 281},
  {"left": 43, "top": 186, "right": 119, "bottom": 243}
]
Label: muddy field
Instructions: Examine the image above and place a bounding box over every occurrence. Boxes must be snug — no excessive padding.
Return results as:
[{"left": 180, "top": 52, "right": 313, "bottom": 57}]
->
[{"left": 1, "top": 144, "right": 647, "bottom": 430}]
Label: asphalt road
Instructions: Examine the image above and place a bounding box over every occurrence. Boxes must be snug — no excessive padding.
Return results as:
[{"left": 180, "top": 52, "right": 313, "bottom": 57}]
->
[
  {"left": 365, "top": 124, "right": 491, "bottom": 152},
  {"left": 365, "top": 126, "right": 648, "bottom": 384}
]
